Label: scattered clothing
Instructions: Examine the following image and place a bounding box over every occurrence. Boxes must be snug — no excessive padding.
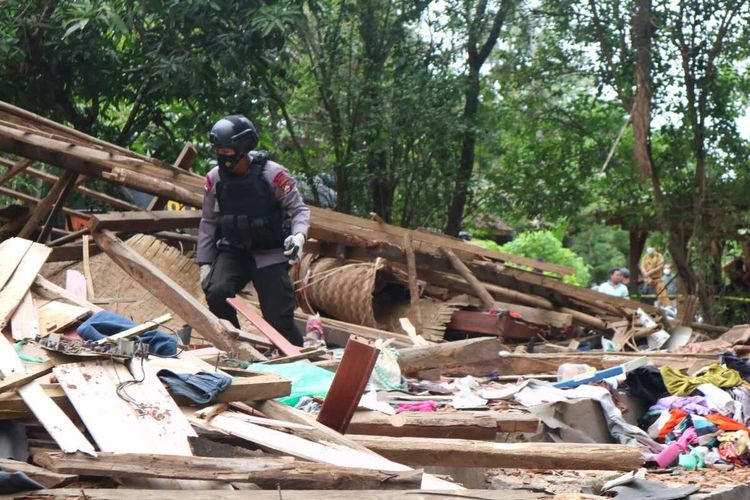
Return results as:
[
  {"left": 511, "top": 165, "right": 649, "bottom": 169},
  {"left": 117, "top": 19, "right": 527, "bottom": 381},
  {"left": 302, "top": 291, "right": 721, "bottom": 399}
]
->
[
  {"left": 659, "top": 365, "right": 742, "bottom": 397},
  {"left": 658, "top": 409, "right": 687, "bottom": 440},
  {"left": 705, "top": 413, "right": 749, "bottom": 432},
  {"left": 156, "top": 370, "right": 232, "bottom": 404},
  {"left": 626, "top": 366, "right": 669, "bottom": 407},
  {"left": 697, "top": 383, "right": 736, "bottom": 416},
  {"left": 501, "top": 379, "right": 662, "bottom": 451},
  {"left": 651, "top": 396, "right": 710, "bottom": 416},
  {"left": 720, "top": 352, "right": 750, "bottom": 381},
  {"left": 717, "top": 430, "right": 750, "bottom": 465},
  {"left": 77, "top": 310, "right": 178, "bottom": 356},
  {"left": 653, "top": 427, "right": 697, "bottom": 468},
  {"left": 692, "top": 415, "right": 720, "bottom": 446}
]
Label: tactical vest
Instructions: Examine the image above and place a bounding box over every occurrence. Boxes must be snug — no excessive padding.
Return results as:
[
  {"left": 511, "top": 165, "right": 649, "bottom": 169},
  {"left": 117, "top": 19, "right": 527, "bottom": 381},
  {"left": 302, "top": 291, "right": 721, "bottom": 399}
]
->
[{"left": 215, "top": 156, "right": 285, "bottom": 251}]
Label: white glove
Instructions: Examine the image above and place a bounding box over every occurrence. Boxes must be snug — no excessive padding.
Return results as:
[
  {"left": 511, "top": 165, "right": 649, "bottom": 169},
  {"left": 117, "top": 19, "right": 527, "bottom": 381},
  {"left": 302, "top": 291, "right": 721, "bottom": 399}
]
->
[
  {"left": 283, "top": 233, "right": 306, "bottom": 263},
  {"left": 199, "top": 264, "right": 212, "bottom": 290}
]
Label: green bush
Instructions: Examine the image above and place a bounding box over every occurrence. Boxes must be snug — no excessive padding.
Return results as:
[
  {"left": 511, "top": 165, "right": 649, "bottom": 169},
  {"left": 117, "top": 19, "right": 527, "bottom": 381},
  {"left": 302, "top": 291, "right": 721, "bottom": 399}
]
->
[{"left": 475, "top": 231, "right": 591, "bottom": 286}]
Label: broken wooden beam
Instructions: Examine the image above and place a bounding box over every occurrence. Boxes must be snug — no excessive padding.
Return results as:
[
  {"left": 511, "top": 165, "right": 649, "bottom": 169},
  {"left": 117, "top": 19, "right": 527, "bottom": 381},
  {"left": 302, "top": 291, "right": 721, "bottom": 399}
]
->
[
  {"left": 402, "top": 233, "right": 423, "bottom": 335},
  {"left": 397, "top": 336, "right": 714, "bottom": 377},
  {"left": 227, "top": 297, "right": 301, "bottom": 356},
  {"left": 0, "top": 457, "right": 77, "bottom": 488},
  {"left": 37, "top": 171, "right": 79, "bottom": 243},
  {"left": 317, "top": 337, "right": 379, "bottom": 433},
  {"left": 90, "top": 210, "right": 202, "bottom": 233},
  {"left": 440, "top": 247, "right": 495, "bottom": 310},
  {"left": 350, "top": 435, "right": 642, "bottom": 470},
  {"left": 33, "top": 451, "right": 420, "bottom": 490},
  {"left": 92, "top": 230, "right": 265, "bottom": 362},
  {"left": 346, "top": 410, "right": 538, "bottom": 440},
  {"left": 18, "top": 170, "right": 78, "bottom": 239}
]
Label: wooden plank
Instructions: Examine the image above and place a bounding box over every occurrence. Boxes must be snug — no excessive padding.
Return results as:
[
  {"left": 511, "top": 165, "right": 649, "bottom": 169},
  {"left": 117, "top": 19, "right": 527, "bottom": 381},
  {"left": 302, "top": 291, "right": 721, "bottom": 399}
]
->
[
  {"left": 0, "top": 362, "right": 52, "bottom": 394},
  {"left": 172, "top": 374, "right": 291, "bottom": 406},
  {"left": 227, "top": 297, "right": 301, "bottom": 357},
  {"left": 37, "top": 170, "right": 79, "bottom": 242},
  {"left": 308, "top": 206, "right": 574, "bottom": 276},
  {"left": 17, "top": 380, "right": 96, "bottom": 455},
  {"left": 0, "top": 242, "right": 51, "bottom": 329},
  {"left": 47, "top": 241, "right": 102, "bottom": 263},
  {"left": 33, "top": 275, "right": 103, "bottom": 313},
  {"left": 92, "top": 230, "right": 265, "bottom": 362},
  {"left": 492, "top": 301, "right": 573, "bottom": 328},
  {"left": 440, "top": 247, "right": 495, "bottom": 310},
  {"left": 195, "top": 412, "right": 411, "bottom": 472},
  {"left": 347, "top": 410, "right": 539, "bottom": 439},
  {"left": 96, "top": 313, "right": 172, "bottom": 344},
  {"left": 317, "top": 337, "right": 379, "bottom": 434},
  {"left": 64, "top": 269, "right": 87, "bottom": 301},
  {"left": 49, "top": 227, "right": 90, "bottom": 246},
  {"left": 36, "top": 299, "right": 90, "bottom": 333},
  {"left": 82, "top": 234, "right": 95, "bottom": 298},
  {"left": 0, "top": 331, "right": 25, "bottom": 378},
  {"left": 10, "top": 291, "right": 41, "bottom": 340},
  {"left": 350, "top": 435, "right": 643, "bottom": 470},
  {"left": 90, "top": 210, "right": 203, "bottom": 233},
  {"left": 0, "top": 237, "right": 32, "bottom": 291},
  {"left": 33, "top": 451, "right": 420, "bottom": 490},
  {"left": 54, "top": 360, "right": 195, "bottom": 455},
  {"left": 18, "top": 170, "right": 78, "bottom": 239},
  {"left": 0, "top": 457, "right": 77, "bottom": 488}
]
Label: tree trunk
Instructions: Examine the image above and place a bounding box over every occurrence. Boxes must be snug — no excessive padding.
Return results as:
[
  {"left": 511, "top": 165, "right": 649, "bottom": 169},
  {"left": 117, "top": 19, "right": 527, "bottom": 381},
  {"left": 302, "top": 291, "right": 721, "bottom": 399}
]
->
[{"left": 445, "top": 66, "right": 480, "bottom": 236}]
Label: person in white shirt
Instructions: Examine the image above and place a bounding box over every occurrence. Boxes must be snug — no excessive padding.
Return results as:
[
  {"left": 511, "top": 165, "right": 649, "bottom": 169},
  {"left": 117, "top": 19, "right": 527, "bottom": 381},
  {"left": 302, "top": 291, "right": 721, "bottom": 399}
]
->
[{"left": 596, "top": 268, "right": 629, "bottom": 298}]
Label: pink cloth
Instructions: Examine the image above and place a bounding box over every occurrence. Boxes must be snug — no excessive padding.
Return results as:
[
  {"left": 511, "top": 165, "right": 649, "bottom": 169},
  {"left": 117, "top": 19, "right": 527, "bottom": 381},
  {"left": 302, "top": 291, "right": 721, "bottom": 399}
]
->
[
  {"left": 396, "top": 401, "right": 438, "bottom": 413},
  {"left": 654, "top": 427, "right": 698, "bottom": 468}
]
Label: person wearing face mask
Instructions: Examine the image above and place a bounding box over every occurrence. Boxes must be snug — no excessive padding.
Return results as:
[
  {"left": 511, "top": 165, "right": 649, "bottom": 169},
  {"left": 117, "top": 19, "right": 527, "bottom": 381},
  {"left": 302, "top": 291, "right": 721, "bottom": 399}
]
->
[
  {"left": 640, "top": 246, "right": 670, "bottom": 307},
  {"left": 196, "top": 115, "right": 310, "bottom": 346}
]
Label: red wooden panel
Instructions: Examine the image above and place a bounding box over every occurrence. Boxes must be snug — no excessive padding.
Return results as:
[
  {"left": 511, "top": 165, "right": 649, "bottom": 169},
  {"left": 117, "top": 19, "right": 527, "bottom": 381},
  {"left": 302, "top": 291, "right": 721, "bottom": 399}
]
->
[{"left": 317, "top": 337, "right": 379, "bottom": 434}]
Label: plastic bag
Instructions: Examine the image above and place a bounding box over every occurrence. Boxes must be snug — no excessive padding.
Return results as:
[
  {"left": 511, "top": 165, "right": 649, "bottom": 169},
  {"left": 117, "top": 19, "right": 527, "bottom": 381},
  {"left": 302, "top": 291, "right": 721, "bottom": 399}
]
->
[{"left": 248, "top": 361, "right": 335, "bottom": 406}]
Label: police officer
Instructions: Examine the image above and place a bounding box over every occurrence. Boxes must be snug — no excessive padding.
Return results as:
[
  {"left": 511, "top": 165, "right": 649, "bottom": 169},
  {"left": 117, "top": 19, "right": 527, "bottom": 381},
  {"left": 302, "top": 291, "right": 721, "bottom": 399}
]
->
[{"left": 197, "top": 115, "right": 309, "bottom": 346}]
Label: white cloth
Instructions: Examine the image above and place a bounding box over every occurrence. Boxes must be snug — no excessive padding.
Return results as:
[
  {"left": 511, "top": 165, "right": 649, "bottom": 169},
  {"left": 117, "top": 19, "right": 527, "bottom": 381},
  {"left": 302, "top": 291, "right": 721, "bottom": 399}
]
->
[{"left": 697, "top": 383, "right": 735, "bottom": 416}]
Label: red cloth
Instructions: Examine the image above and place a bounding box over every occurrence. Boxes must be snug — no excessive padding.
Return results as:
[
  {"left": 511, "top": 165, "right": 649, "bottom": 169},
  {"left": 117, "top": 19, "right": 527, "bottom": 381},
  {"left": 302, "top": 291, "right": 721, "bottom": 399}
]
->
[
  {"left": 658, "top": 409, "right": 688, "bottom": 440},
  {"left": 706, "top": 413, "right": 749, "bottom": 432}
]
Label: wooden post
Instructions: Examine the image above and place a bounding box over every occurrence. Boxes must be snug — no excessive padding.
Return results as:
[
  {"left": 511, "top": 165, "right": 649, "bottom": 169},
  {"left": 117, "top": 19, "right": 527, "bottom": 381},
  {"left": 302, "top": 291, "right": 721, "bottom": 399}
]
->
[
  {"left": 403, "top": 233, "right": 423, "bottom": 335},
  {"left": 92, "top": 230, "right": 265, "bottom": 362},
  {"left": 18, "top": 170, "right": 79, "bottom": 239},
  {"left": 37, "top": 171, "right": 80, "bottom": 243},
  {"left": 440, "top": 247, "right": 495, "bottom": 310},
  {"left": 317, "top": 337, "right": 379, "bottom": 434}
]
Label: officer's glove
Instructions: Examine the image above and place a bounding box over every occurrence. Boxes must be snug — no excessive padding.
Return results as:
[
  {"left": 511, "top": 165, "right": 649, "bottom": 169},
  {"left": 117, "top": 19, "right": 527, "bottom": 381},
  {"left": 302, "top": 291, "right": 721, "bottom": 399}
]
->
[
  {"left": 199, "top": 264, "right": 212, "bottom": 291},
  {"left": 283, "top": 233, "right": 306, "bottom": 264}
]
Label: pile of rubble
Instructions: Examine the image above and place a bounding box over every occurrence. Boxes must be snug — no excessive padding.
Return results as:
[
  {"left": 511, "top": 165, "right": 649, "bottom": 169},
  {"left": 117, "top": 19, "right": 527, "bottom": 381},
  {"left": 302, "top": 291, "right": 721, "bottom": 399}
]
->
[{"left": 1, "top": 101, "right": 750, "bottom": 499}]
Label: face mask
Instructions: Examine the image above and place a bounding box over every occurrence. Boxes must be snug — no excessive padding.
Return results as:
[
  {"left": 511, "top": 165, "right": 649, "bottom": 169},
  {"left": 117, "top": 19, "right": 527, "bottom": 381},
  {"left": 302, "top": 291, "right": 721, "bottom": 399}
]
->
[
  {"left": 217, "top": 153, "right": 243, "bottom": 173},
  {"left": 647, "top": 247, "right": 655, "bottom": 255}
]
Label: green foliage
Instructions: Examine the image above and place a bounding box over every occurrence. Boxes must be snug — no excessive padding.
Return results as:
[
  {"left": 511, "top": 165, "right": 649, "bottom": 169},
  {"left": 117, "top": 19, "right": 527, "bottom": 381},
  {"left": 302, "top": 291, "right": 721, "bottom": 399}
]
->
[
  {"left": 567, "top": 223, "right": 629, "bottom": 286},
  {"left": 476, "top": 231, "right": 591, "bottom": 286}
]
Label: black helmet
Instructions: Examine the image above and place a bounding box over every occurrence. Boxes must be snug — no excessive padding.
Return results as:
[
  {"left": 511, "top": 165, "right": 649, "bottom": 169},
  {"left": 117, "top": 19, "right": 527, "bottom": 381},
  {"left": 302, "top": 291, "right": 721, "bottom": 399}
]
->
[{"left": 210, "top": 115, "right": 259, "bottom": 172}]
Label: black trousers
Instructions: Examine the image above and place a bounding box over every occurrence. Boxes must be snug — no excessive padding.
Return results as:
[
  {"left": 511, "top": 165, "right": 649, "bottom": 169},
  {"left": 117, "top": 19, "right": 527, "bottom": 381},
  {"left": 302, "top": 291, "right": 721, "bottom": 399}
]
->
[{"left": 204, "top": 249, "right": 303, "bottom": 346}]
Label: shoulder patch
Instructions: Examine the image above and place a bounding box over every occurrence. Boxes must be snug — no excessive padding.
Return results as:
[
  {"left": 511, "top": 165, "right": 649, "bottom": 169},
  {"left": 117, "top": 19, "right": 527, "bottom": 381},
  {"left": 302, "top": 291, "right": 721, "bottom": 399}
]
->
[
  {"left": 204, "top": 175, "right": 213, "bottom": 193},
  {"left": 272, "top": 170, "right": 294, "bottom": 195}
]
